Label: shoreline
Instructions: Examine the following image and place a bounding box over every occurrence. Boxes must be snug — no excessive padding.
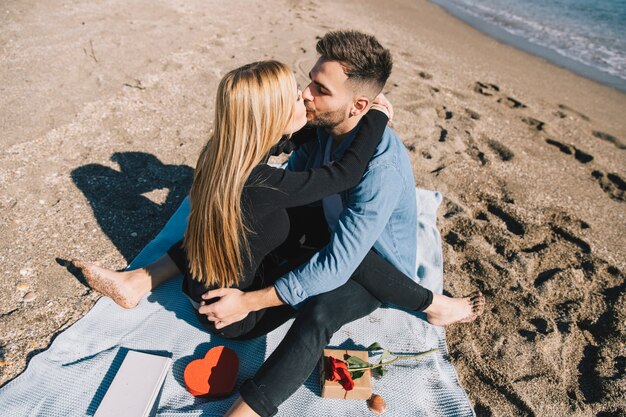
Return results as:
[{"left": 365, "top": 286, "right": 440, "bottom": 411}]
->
[{"left": 429, "top": 0, "right": 626, "bottom": 94}]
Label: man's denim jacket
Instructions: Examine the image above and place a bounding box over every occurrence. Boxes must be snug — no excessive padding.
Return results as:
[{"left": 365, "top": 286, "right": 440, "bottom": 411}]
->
[{"left": 273, "top": 122, "right": 418, "bottom": 307}]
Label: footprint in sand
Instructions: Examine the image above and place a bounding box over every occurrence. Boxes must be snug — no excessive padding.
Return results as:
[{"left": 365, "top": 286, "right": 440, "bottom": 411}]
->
[
  {"left": 475, "top": 210, "right": 487, "bottom": 221},
  {"left": 521, "top": 117, "right": 545, "bottom": 131},
  {"left": 545, "top": 138, "right": 593, "bottom": 163},
  {"left": 443, "top": 199, "right": 464, "bottom": 218},
  {"left": 430, "top": 164, "right": 446, "bottom": 176},
  {"left": 436, "top": 105, "right": 453, "bottom": 120},
  {"left": 575, "top": 279, "right": 625, "bottom": 404},
  {"left": 607, "top": 265, "right": 621, "bottom": 276},
  {"left": 514, "top": 373, "right": 547, "bottom": 383},
  {"left": 521, "top": 242, "right": 549, "bottom": 253},
  {"left": 543, "top": 138, "right": 623, "bottom": 202},
  {"left": 554, "top": 104, "right": 590, "bottom": 121},
  {"left": 473, "top": 81, "right": 526, "bottom": 110},
  {"left": 592, "top": 130, "right": 626, "bottom": 150},
  {"left": 555, "top": 300, "right": 579, "bottom": 334},
  {"left": 412, "top": 70, "right": 441, "bottom": 95},
  {"left": 534, "top": 268, "right": 563, "bottom": 287},
  {"left": 467, "top": 143, "right": 488, "bottom": 165},
  {"left": 429, "top": 86, "right": 441, "bottom": 94},
  {"left": 550, "top": 224, "right": 591, "bottom": 254},
  {"left": 444, "top": 230, "right": 466, "bottom": 250},
  {"left": 486, "top": 203, "right": 526, "bottom": 236},
  {"left": 465, "top": 108, "right": 481, "bottom": 120},
  {"left": 484, "top": 233, "right": 518, "bottom": 262},
  {"left": 497, "top": 96, "right": 526, "bottom": 109},
  {"left": 530, "top": 317, "right": 553, "bottom": 335},
  {"left": 419, "top": 71, "right": 433, "bottom": 80},
  {"left": 487, "top": 139, "right": 514, "bottom": 161},
  {"left": 518, "top": 329, "right": 537, "bottom": 342},
  {"left": 578, "top": 258, "right": 597, "bottom": 278},
  {"left": 468, "top": 365, "right": 536, "bottom": 414},
  {"left": 437, "top": 126, "right": 448, "bottom": 142},
  {"left": 473, "top": 81, "right": 500, "bottom": 96},
  {"left": 591, "top": 171, "right": 625, "bottom": 202}
]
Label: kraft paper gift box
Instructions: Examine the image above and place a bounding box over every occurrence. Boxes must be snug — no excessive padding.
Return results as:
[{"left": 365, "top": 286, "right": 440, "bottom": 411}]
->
[{"left": 320, "top": 348, "right": 372, "bottom": 400}]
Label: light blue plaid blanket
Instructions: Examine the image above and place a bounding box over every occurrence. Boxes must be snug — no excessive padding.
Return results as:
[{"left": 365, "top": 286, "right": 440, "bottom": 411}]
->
[{"left": 0, "top": 189, "right": 474, "bottom": 416}]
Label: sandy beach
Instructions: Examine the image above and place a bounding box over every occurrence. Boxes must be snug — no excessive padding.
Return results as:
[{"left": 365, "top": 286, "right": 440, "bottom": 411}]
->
[{"left": 1, "top": 0, "right": 624, "bottom": 415}]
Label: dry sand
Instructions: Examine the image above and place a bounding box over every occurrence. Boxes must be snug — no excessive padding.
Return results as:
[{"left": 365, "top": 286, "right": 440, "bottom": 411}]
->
[{"left": 1, "top": 0, "right": 625, "bottom": 415}]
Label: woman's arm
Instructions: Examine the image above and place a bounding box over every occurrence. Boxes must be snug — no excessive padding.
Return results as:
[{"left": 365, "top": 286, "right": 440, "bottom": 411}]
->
[
  {"left": 252, "top": 108, "right": 389, "bottom": 211},
  {"left": 267, "top": 126, "right": 317, "bottom": 157}
]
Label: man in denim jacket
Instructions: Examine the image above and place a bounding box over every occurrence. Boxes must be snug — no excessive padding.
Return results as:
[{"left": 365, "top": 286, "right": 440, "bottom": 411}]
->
[{"left": 274, "top": 117, "right": 418, "bottom": 306}]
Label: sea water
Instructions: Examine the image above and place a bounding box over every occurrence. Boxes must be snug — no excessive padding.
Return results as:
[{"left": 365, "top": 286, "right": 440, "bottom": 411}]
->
[{"left": 431, "top": 0, "right": 626, "bottom": 91}]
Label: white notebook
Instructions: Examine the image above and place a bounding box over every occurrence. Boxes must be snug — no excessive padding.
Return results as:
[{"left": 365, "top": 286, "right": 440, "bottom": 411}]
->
[{"left": 94, "top": 350, "right": 171, "bottom": 417}]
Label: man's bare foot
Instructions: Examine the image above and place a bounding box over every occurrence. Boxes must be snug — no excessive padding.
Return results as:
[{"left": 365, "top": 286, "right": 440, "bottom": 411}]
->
[
  {"left": 424, "top": 291, "right": 485, "bottom": 326},
  {"left": 71, "top": 259, "right": 150, "bottom": 309}
]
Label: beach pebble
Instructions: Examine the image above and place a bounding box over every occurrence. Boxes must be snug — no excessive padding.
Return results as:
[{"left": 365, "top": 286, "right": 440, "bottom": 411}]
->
[
  {"left": 22, "top": 291, "right": 38, "bottom": 302},
  {"left": 367, "top": 394, "right": 387, "bottom": 414},
  {"left": 130, "top": 232, "right": 138, "bottom": 237},
  {"left": 16, "top": 282, "right": 29, "bottom": 291},
  {"left": 19, "top": 268, "right": 34, "bottom": 277}
]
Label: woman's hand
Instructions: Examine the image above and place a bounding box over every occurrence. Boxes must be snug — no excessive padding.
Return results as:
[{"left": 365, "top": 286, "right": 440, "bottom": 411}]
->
[
  {"left": 371, "top": 92, "right": 393, "bottom": 122},
  {"left": 199, "top": 288, "right": 251, "bottom": 329}
]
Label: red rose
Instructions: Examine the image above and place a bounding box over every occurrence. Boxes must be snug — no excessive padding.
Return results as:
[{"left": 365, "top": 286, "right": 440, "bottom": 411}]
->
[{"left": 325, "top": 356, "right": 355, "bottom": 391}]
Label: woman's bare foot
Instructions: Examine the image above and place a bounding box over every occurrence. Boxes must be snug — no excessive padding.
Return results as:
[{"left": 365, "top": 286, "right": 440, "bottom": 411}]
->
[
  {"left": 424, "top": 291, "right": 485, "bottom": 326},
  {"left": 71, "top": 260, "right": 151, "bottom": 309}
]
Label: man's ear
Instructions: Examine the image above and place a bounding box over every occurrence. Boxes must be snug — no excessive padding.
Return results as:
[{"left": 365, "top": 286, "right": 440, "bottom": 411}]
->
[{"left": 350, "top": 96, "right": 370, "bottom": 117}]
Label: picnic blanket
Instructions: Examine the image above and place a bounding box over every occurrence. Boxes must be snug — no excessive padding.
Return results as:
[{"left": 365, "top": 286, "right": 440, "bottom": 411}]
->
[{"left": 0, "top": 189, "right": 475, "bottom": 416}]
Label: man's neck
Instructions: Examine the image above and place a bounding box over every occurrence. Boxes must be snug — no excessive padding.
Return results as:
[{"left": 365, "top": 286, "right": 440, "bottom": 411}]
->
[{"left": 327, "top": 114, "right": 364, "bottom": 151}]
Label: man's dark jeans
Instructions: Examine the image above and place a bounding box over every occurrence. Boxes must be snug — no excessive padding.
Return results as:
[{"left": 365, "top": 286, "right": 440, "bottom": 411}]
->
[
  {"left": 228, "top": 205, "right": 383, "bottom": 417},
  {"left": 239, "top": 279, "right": 382, "bottom": 416}
]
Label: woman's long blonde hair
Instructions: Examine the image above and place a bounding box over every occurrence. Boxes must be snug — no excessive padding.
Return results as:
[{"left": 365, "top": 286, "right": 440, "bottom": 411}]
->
[{"left": 183, "top": 61, "right": 298, "bottom": 287}]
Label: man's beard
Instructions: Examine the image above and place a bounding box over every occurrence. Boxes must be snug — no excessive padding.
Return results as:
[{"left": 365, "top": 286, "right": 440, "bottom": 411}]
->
[{"left": 306, "top": 105, "right": 348, "bottom": 129}]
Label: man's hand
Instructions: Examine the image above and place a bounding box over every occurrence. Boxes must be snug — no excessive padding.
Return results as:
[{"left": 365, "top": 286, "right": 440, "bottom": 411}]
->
[
  {"left": 372, "top": 92, "right": 393, "bottom": 122},
  {"left": 199, "top": 288, "right": 251, "bottom": 329},
  {"left": 198, "top": 286, "right": 285, "bottom": 330}
]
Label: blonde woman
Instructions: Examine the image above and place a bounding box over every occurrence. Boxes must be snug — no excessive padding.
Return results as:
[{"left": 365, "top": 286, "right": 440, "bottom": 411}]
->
[{"left": 73, "top": 60, "right": 484, "bottom": 417}]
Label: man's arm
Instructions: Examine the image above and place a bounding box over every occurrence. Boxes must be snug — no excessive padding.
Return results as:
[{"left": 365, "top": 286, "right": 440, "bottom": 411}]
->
[
  {"left": 273, "top": 164, "right": 403, "bottom": 306},
  {"left": 201, "top": 163, "right": 403, "bottom": 327}
]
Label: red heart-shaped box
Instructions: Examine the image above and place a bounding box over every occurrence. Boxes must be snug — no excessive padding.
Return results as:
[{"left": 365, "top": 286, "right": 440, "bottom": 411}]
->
[{"left": 184, "top": 346, "right": 239, "bottom": 398}]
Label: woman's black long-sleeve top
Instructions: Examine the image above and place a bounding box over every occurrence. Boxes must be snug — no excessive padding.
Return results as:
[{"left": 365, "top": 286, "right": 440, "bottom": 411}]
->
[{"left": 168, "top": 109, "right": 389, "bottom": 303}]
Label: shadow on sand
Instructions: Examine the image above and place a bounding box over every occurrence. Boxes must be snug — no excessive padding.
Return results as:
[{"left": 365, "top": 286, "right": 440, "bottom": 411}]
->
[{"left": 71, "top": 151, "right": 193, "bottom": 262}]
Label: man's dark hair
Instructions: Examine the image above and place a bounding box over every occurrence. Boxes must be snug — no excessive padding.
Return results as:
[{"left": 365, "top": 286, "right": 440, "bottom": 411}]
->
[{"left": 316, "top": 30, "right": 393, "bottom": 97}]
